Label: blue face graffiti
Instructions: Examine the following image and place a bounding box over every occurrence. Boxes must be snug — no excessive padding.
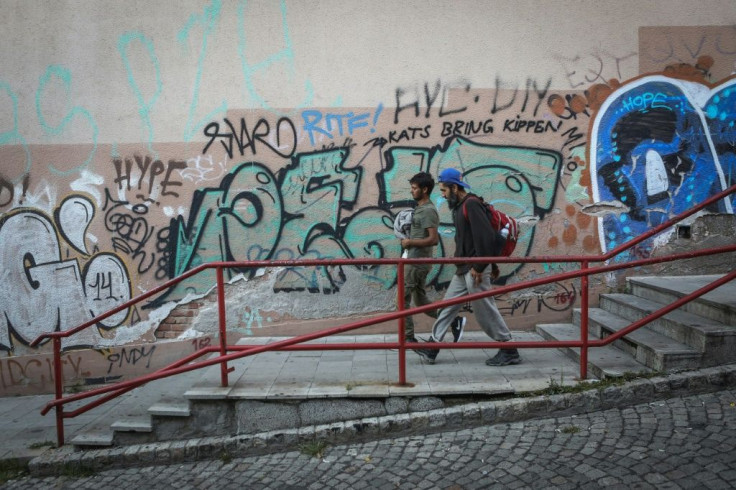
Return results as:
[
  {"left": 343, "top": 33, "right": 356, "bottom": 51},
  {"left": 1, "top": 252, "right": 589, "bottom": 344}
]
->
[{"left": 591, "top": 76, "right": 735, "bottom": 258}]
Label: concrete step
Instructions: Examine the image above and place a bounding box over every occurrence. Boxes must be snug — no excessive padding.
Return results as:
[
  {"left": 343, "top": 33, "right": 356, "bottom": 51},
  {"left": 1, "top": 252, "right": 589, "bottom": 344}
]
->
[
  {"left": 149, "top": 401, "right": 191, "bottom": 417},
  {"left": 110, "top": 416, "right": 157, "bottom": 446},
  {"left": 573, "top": 308, "right": 702, "bottom": 372},
  {"left": 110, "top": 416, "right": 152, "bottom": 432},
  {"left": 628, "top": 275, "right": 736, "bottom": 326},
  {"left": 69, "top": 431, "right": 114, "bottom": 449},
  {"left": 599, "top": 293, "right": 736, "bottom": 365},
  {"left": 535, "top": 323, "right": 652, "bottom": 379},
  {"left": 70, "top": 376, "right": 196, "bottom": 451},
  {"left": 73, "top": 402, "right": 193, "bottom": 451}
]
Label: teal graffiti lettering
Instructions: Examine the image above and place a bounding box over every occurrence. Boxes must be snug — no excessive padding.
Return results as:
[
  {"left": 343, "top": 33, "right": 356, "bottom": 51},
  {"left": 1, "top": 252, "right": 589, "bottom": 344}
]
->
[
  {"left": 35, "top": 66, "right": 98, "bottom": 175},
  {"left": 621, "top": 92, "right": 670, "bottom": 112},
  {"left": 239, "top": 307, "right": 263, "bottom": 335},
  {"left": 0, "top": 81, "right": 31, "bottom": 180},
  {"left": 178, "top": 0, "right": 226, "bottom": 141},
  {"left": 237, "top": 0, "right": 313, "bottom": 113},
  {"left": 118, "top": 32, "right": 162, "bottom": 156}
]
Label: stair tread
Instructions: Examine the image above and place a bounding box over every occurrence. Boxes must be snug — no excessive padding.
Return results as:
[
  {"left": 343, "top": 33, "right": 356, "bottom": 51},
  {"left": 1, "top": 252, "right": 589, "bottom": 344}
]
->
[
  {"left": 602, "top": 293, "right": 735, "bottom": 332},
  {"left": 184, "top": 386, "right": 233, "bottom": 399},
  {"left": 70, "top": 431, "right": 114, "bottom": 447},
  {"left": 110, "top": 416, "right": 152, "bottom": 432},
  {"left": 148, "top": 401, "right": 191, "bottom": 417},
  {"left": 536, "top": 323, "right": 651, "bottom": 376},
  {"left": 585, "top": 308, "right": 701, "bottom": 354},
  {"left": 628, "top": 275, "right": 736, "bottom": 310}
]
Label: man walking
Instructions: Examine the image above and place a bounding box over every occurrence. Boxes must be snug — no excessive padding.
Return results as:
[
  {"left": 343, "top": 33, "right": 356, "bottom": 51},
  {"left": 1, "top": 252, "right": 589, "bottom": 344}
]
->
[
  {"left": 398, "top": 172, "right": 465, "bottom": 344},
  {"left": 415, "top": 168, "right": 521, "bottom": 366}
]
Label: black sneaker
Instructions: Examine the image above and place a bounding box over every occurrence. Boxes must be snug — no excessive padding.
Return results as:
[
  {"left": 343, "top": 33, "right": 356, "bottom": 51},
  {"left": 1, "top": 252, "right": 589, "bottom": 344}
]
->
[
  {"left": 451, "top": 316, "right": 466, "bottom": 343},
  {"left": 485, "top": 348, "right": 521, "bottom": 366},
  {"left": 405, "top": 336, "right": 419, "bottom": 344},
  {"left": 415, "top": 348, "right": 439, "bottom": 364},
  {"left": 414, "top": 338, "right": 439, "bottom": 364}
]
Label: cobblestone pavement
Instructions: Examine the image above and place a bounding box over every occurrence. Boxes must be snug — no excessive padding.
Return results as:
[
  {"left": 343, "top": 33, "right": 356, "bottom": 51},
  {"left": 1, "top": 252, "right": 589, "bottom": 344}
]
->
[{"left": 5, "top": 389, "right": 736, "bottom": 489}]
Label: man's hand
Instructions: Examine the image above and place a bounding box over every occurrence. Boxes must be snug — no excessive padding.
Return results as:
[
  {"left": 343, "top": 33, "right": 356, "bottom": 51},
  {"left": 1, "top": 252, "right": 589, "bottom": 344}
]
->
[
  {"left": 491, "top": 264, "right": 500, "bottom": 280},
  {"left": 470, "top": 268, "right": 482, "bottom": 285},
  {"left": 401, "top": 238, "right": 411, "bottom": 249}
]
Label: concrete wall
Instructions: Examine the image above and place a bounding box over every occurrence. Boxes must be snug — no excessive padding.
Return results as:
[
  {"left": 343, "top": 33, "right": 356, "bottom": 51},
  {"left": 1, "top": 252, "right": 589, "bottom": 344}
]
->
[{"left": 1, "top": 1, "right": 735, "bottom": 392}]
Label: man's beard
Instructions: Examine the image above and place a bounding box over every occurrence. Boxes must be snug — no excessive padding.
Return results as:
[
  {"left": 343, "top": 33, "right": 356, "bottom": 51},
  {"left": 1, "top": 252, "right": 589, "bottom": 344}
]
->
[{"left": 446, "top": 188, "right": 460, "bottom": 208}]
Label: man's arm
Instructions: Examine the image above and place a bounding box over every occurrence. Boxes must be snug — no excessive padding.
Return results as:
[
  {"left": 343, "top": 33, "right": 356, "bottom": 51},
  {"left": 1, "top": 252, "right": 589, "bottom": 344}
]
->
[{"left": 401, "top": 227, "right": 438, "bottom": 249}]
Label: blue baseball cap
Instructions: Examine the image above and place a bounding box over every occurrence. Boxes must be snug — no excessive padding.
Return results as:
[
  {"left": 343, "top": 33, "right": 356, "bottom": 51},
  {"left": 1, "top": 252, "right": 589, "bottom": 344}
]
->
[{"left": 438, "top": 168, "right": 470, "bottom": 189}]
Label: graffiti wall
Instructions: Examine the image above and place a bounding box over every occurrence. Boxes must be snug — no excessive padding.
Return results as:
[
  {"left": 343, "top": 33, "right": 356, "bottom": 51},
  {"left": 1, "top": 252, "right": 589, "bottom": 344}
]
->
[{"left": 0, "top": 1, "right": 734, "bottom": 392}]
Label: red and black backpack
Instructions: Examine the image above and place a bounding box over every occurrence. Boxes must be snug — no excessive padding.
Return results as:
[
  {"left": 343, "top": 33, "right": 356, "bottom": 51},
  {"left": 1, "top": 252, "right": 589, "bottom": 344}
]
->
[{"left": 462, "top": 197, "right": 519, "bottom": 257}]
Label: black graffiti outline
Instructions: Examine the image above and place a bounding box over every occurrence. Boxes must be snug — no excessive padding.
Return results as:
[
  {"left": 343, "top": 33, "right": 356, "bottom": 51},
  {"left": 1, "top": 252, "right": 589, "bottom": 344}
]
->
[{"left": 103, "top": 188, "right": 157, "bottom": 275}]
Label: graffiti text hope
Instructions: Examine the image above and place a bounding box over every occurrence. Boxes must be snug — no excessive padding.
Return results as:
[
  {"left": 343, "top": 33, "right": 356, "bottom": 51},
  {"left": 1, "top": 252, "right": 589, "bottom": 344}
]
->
[{"left": 621, "top": 92, "right": 669, "bottom": 112}]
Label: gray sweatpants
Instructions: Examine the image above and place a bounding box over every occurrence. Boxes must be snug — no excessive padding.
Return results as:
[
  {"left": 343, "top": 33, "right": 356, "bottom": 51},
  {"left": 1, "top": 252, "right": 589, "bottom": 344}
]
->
[{"left": 431, "top": 265, "right": 512, "bottom": 342}]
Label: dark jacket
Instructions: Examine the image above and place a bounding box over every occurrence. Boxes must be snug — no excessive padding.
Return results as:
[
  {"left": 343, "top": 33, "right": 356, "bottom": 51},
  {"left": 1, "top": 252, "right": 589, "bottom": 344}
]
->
[{"left": 451, "top": 194, "right": 504, "bottom": 275}]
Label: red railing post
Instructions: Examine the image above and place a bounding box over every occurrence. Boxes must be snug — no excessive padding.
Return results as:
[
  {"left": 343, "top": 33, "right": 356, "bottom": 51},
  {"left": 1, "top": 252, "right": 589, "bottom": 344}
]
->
[
  {"left": 52, "top": 337, "right": 64, "bottom": 447},
  {"left": 397, "top": 258, "right": 407, "bottom": 385},
  {"left": 579, "top": 260, "right": 589, "bottom": 380},
  {"left": 216, "top": 266, "right": 230, "bottom": 387}
]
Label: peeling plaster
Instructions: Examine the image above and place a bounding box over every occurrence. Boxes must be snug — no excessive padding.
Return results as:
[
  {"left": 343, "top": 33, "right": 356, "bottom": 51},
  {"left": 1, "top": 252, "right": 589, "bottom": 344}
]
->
[
  {"left": 190, "top": 267, "right": 397, "bottom": 335},
  {"left": 100, "top": 301, "right": 179, "bottom": 346},
  {"left": 582, "top": 200, "right": 630, "bottom": 217}
]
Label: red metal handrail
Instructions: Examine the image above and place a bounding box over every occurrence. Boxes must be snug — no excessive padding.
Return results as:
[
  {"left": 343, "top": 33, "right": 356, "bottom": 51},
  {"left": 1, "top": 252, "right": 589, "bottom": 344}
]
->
[{"left": 31, "top": 184, "right": 736, "bottom": 446}]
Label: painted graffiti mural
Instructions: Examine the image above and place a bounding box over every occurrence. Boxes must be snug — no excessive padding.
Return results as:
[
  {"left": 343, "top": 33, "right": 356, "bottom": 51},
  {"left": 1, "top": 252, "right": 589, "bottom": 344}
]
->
[
  {"left": 0, "top": 0, "right": 734, "bottom": 375},
  {"left": 590, "top": 76, "right": 735, "bottom": 258},
  {"left": 153, "top": 135, "right": 564, "bottom": 303},
  {"left": 0, "top": 197, "right": 132, "bottom": 351},
  {"left": 3, "top": 68, "right": 735, "bottom": 353}
]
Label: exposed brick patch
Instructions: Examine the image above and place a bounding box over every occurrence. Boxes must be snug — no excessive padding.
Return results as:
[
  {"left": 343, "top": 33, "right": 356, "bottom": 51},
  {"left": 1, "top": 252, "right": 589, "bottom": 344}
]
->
[
  {"left": 155, "top": 301, "right": 204, "bottom": 339},
  {"left": 168, "top": 311, "right": 195, "bottom": 319}
]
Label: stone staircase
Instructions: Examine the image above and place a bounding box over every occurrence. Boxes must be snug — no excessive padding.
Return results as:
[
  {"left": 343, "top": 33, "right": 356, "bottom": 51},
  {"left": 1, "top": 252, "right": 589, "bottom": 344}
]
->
[{"left": 536, "top": 274, "right": 736, "bottom": 379}]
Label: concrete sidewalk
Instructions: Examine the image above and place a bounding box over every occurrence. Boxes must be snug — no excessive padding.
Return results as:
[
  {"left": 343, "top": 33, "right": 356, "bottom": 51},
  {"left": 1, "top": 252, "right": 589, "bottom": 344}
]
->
[
  {"left": 0, "top": 331, "right": 585, "bottom": 462},
  {"left": 3, "top": 331, "right": 735, "bottom": 477}
]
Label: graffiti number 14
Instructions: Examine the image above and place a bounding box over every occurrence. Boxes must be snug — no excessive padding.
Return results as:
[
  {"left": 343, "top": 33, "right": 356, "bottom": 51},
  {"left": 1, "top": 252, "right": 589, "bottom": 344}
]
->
[{"left": 88, "top": 272, "right": 116, "bottom": 301}]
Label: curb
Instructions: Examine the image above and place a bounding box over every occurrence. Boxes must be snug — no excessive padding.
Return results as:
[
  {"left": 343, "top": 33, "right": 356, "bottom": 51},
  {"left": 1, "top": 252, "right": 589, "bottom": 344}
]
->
[{"left": 28, "top": 364, "right": 736, "bottom": 476}]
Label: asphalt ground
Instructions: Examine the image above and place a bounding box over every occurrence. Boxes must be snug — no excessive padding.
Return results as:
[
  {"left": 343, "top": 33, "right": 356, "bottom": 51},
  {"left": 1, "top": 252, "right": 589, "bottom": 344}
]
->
[{"left": 3, "top": 387, "right": 735, "bottom": 489}]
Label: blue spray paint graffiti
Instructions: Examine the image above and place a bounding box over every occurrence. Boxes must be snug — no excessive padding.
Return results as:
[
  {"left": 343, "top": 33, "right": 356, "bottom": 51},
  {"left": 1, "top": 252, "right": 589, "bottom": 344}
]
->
[
  {"left": 590, "top": 76, "right": 735, "bottom": 257},
  {"left": 704, "top": 78, "right": 736, "bottom": 194}
]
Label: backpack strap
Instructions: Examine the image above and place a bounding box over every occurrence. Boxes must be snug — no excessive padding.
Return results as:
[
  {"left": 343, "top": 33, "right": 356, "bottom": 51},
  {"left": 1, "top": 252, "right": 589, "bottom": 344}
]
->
[{"left": 461, "top": 195, "right": 482, "bottom": 221}]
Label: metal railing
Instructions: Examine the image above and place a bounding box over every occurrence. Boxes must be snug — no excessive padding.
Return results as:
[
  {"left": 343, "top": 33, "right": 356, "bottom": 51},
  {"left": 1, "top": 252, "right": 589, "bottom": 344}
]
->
[{"left": 31, "top": 184, "right": 736, "bottom": 446}]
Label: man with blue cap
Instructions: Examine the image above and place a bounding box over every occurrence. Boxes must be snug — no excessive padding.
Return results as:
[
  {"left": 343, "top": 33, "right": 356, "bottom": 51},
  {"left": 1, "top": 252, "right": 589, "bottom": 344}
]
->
[{"left": 414, "top": 168, "right": 521, "bottom": 366}]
